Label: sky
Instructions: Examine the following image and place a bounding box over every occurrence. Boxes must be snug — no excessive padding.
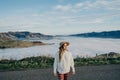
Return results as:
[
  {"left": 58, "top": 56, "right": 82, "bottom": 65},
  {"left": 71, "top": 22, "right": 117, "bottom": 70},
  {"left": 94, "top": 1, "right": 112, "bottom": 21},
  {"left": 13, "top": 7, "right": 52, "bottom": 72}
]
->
[{"left": 0, "top": 0, "right": 120, "bottom": 35}]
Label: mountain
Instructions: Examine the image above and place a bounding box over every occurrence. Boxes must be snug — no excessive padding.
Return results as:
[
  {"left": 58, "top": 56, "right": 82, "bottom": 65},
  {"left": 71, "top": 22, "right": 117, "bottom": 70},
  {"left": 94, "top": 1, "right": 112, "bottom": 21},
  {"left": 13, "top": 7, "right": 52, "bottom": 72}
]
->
[
  {"left": 95, "top": 52, "right": 120, "bottom": 58},
  {"left": 70, "top": 30, "right": 120, "bottom": 39},
  {"left": 0, "top": 31, "right": 54, "bottom": 40}
]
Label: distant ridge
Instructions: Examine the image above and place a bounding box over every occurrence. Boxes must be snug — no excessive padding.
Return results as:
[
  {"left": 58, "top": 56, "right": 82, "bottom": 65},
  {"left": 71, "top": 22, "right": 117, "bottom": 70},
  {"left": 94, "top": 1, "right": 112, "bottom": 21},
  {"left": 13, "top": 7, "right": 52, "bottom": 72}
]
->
[
  {"left": 0, "top": 31, "right": 53, "bottom": 40},
  {"left": 70, "top": 30, "right": 120, "bottom": 39},
  {"left": 95, "top": 52, "right": 120, "bottom": 58}
]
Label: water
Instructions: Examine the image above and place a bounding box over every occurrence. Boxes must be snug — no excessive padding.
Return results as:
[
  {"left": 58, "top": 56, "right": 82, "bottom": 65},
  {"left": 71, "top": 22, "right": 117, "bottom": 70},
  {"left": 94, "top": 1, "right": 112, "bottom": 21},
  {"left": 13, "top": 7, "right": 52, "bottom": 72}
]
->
[{"left": 0, "top": 37, "right": 120, "bottom": 60}]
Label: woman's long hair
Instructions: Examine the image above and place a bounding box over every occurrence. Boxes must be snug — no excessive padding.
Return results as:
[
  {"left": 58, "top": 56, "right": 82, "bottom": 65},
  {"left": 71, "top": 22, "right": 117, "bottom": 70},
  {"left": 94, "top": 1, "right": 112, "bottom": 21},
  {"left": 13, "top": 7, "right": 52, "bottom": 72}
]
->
[{"left": 59, "top": 45, "right": 65, "bottom": 62}]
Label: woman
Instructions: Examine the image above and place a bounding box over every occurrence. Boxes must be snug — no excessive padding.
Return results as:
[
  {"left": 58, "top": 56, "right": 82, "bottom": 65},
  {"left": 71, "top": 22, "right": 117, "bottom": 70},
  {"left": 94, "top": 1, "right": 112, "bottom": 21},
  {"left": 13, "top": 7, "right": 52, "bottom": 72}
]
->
[{"left": 53, "top": 41, "right": 75, "bottom": 80}]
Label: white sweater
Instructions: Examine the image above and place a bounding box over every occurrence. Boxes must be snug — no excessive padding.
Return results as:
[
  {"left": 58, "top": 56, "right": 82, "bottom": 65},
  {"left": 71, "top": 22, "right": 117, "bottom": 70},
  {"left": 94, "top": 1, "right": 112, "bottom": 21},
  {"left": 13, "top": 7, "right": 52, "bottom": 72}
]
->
[{"left": 53, "top": 51, "right": 75, "bottom": 74}]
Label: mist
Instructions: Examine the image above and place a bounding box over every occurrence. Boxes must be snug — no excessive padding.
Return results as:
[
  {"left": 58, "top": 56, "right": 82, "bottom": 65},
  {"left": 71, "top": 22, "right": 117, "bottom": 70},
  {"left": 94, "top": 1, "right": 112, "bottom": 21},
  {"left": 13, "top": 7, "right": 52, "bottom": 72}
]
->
[{"left": 0, "top": 37, "right": 120, "bottom": 60}]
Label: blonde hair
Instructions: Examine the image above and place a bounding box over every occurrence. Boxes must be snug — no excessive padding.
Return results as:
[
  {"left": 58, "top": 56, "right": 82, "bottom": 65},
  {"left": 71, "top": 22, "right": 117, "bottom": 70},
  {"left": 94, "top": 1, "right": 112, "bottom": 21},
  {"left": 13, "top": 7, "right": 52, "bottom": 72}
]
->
[
  {"left": 59, "top": 41, "right": 69, "bottom": 62},
  {"left": 59, "top": 45, "right": 64, "bottom": 62}
]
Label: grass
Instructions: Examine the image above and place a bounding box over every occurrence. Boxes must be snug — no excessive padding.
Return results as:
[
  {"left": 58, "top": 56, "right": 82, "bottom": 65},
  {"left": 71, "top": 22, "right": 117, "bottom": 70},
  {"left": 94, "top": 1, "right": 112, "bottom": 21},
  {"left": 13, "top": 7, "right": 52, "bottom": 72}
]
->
[{"left": 0, "top": 56, "right": 120, "bottom": 71}]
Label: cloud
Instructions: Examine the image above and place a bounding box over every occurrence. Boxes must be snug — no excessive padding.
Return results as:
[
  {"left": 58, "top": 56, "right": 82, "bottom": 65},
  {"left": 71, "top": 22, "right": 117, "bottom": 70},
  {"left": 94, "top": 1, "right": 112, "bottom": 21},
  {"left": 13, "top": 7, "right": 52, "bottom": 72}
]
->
[
  {"left": 54, "top": 0, "right": 120, "bottom": 13},
  {"left": 1, "top": 37, "right": 120, "bottom": 60},
  {"left": 54, "top": 4, "right": 72, "bottom": 12},
  {"left": 0, "top": 12, "right": 119, "bottom": 30},
  {"left": 0, "top": 0, "right": 119, "bottom": 34}
]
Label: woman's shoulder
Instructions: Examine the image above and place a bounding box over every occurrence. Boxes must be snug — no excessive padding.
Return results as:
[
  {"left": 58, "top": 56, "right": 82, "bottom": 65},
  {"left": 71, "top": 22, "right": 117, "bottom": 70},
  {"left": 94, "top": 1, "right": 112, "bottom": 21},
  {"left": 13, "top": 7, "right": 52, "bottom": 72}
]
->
[
  {"left": 65, "top": 50, "right": 71, "bottom": 53},
  {"left": 65, "top": 51, "right": 72, "bottom": 55}
]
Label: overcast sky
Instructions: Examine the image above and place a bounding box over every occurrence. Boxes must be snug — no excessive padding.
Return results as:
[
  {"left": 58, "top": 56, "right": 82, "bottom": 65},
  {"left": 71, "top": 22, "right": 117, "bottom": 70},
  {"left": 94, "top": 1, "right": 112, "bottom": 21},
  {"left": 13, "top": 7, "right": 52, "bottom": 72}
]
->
[{"left": 0, "top": 0, "right": 120, "bottom": 35}]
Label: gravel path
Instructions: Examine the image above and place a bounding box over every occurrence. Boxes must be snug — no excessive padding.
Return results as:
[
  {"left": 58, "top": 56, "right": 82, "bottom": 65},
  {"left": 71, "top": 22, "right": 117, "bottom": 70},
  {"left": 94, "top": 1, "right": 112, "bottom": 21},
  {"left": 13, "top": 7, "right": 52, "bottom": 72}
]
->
[{"left": 0, "top": 64, "right": 120, "bottom": 80}]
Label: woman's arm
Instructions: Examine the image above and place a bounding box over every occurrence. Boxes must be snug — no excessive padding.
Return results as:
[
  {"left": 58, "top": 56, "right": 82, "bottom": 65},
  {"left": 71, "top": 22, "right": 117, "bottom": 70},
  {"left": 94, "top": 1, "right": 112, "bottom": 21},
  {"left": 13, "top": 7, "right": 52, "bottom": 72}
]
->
[
  {"left": 53, "top": 54, "right": 57, "bottom": 76},
  {"left": 70, "top": 53, "right": 75, "bottom": 74}
]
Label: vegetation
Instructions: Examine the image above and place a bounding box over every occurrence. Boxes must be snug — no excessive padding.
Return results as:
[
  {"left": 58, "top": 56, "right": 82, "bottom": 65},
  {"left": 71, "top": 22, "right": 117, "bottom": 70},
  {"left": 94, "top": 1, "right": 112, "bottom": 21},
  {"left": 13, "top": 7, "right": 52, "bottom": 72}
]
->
[
  {"left": 0, "top": 56, "right": 54, "bottom": 71},
  {"left": 74, "top": 57, "right": 120, "bottom": 66},
  {"left": 0, "top": 38, "right": 48, "bottom": 49},
  {"left": 0, "top": 53, "right": 120, "bottom": 71}
]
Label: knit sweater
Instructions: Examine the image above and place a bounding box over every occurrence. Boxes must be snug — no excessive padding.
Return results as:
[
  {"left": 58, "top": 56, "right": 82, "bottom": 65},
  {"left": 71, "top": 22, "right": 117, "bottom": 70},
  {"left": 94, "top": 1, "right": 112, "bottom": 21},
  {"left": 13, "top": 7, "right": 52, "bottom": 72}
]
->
[{"left": 53, "top": 51, "right": 75, "bottom": 74}]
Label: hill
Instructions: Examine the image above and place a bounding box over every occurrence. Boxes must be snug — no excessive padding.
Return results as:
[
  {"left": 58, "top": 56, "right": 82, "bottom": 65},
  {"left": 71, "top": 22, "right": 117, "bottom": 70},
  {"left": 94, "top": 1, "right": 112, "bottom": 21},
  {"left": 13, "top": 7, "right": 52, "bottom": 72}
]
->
[
  {"left": 0, "top": 31, "right": 54, "bottom": 48},
  {"left": 0, "top": 38, "right": 50, "bottom": 49},
  {"left": 0, "top": 31, "right": 53, "bottom": 40},
  {"left": 70, "top": 30, "right": 120, "bottom": 38},
  {"left": 95, "top": 52, "right": 120, "bottom": 58}
]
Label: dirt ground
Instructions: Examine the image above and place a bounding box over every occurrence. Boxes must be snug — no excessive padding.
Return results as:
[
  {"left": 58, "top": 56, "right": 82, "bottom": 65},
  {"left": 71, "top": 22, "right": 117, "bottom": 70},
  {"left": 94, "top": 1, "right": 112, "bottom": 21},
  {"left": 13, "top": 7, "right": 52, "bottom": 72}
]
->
[{"left": 0, "top": 64, "right": 120, "bottom": 80}]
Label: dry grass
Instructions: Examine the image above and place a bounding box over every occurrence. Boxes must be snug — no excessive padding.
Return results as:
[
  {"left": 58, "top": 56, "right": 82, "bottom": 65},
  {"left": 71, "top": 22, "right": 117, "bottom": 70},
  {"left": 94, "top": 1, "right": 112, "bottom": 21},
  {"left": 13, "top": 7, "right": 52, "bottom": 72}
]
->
[{"left": 0, "top": 38, "right": 46, "bottom": 48}]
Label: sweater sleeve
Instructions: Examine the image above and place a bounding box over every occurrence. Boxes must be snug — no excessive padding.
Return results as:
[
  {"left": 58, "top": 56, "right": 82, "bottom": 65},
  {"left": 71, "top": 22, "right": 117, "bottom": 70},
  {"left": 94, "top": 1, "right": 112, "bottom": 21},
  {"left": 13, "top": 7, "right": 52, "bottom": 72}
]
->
[
  {"left": 53, "top": 54, "right": 57, "bottom": 74},
  {"left": 70, "top": 53, "right": 75, "bottom": 72}
]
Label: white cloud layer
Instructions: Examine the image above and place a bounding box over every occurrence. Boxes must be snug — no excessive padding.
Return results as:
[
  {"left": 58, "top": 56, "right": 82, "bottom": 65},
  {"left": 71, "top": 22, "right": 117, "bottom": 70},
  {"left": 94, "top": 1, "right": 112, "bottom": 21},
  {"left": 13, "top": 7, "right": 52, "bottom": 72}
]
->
[
  {"left": 54, "top": 0, "right": 120, "bottom": 12},
  {"left": 0, "top": 37, "right": 120, "bottom": 60},
  {"left": 54, "top": 4, "right": 72, "bottom": 12}
]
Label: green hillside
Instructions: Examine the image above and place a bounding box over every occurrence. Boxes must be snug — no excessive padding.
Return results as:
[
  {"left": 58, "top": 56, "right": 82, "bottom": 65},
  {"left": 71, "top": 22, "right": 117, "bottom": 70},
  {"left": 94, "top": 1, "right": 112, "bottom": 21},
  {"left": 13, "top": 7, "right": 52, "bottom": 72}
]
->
[{"left": 0, "top": 38, "right": 47, "bottom": 49}]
